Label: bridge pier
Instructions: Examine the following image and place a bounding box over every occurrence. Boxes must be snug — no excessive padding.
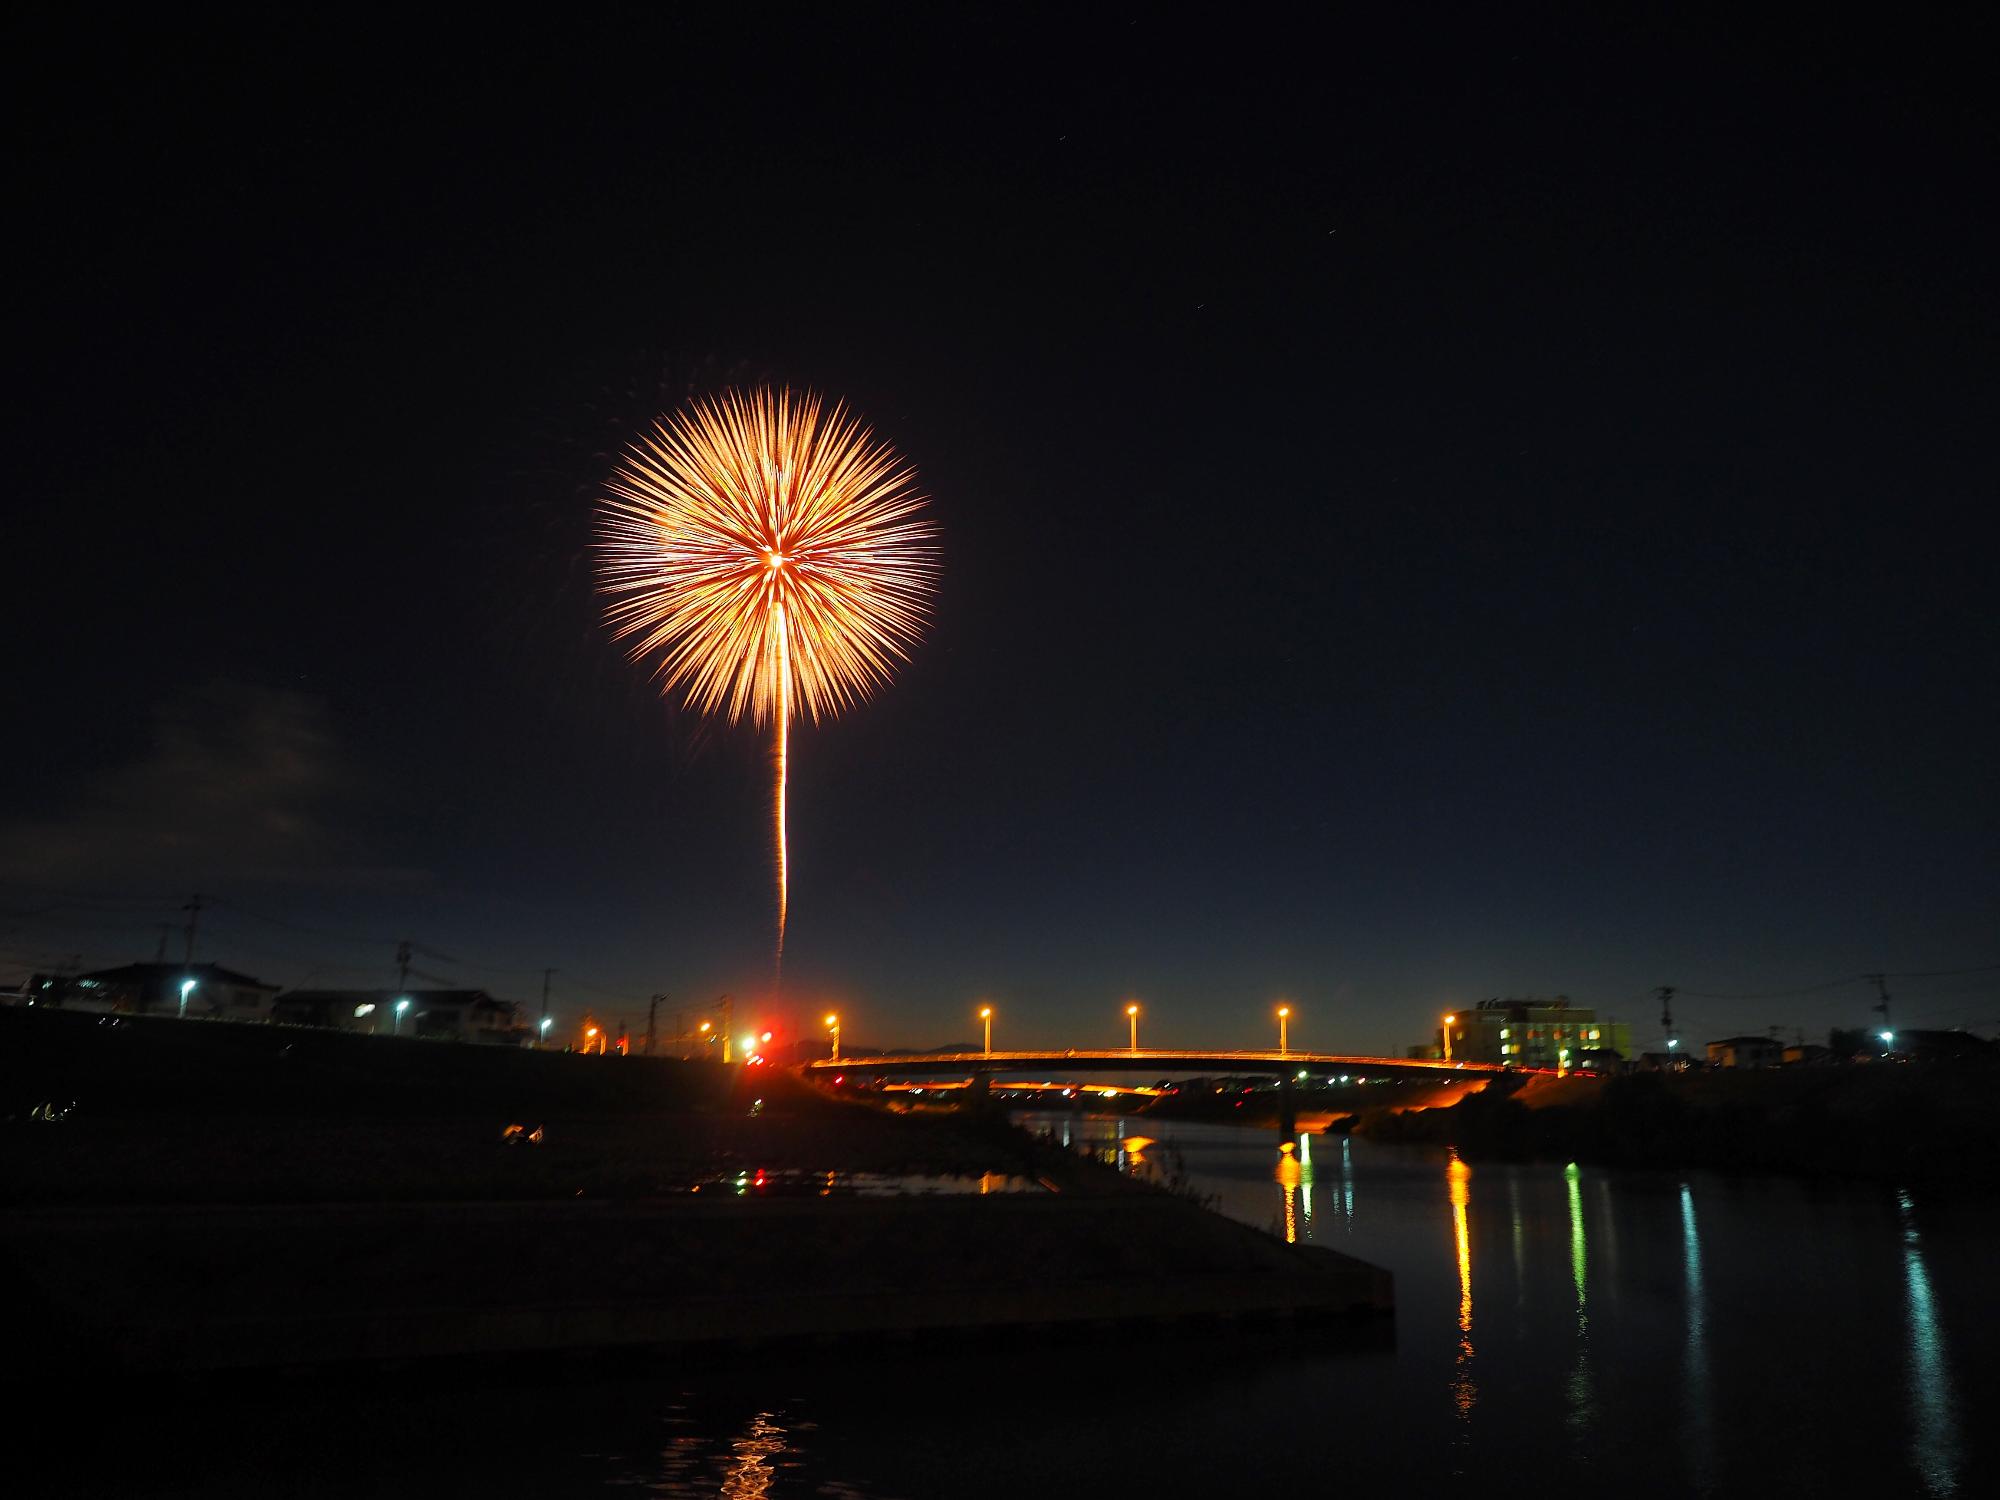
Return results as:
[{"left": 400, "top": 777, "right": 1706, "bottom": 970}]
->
[
  {"left": 1278, "top": 1073, "right": 1298, "bottom": 1140},
  {"left": 966, "top": 1069, "right": 995, "bottom": 1116}
]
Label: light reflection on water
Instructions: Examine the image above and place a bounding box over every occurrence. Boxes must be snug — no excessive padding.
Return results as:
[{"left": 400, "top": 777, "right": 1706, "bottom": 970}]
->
[
  {"left": 1900, "top": 1189, "right": 1963, "bottom": 1496},
  {"left": 1447, "top": 1150, "right": 1477, "bottom": 1464},
  {"left": 106, "top": 1114, "right": 1998, "bottom": 1499},
  {"left": 1011, "top": 1111, "right": 1985, "bottom": 1496}
]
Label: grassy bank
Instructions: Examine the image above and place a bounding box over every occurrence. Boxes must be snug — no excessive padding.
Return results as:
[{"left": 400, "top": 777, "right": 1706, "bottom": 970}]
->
[{"left": 1358, "top": 1065, "right": 2000, "bottom": 1187}]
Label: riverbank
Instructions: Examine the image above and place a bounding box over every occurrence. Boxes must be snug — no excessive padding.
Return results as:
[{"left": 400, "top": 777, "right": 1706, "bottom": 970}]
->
[
  {"left": 1356, "top": 1064, "right": 2000, "bottom": 1187},
  {"left": 0, "top": 1007, "right": 1392, "bottom": 1377}
]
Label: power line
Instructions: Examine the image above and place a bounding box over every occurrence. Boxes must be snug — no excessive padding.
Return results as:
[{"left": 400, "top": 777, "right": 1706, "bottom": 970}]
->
[
  {"left": 1680, "top": 976, "right": 1863, "bottom": 1001},
  {"left": 206, "top": 897, "right": 387, "bottom": 948},
  {"left": 1680, "top": 961, "right": 2000, "bottom": 1002}
]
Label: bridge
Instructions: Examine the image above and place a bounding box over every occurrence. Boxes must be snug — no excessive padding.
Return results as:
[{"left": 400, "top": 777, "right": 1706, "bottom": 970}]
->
[{"left": 803, "top": 1048, "right": 1504, "bottom": 1079}]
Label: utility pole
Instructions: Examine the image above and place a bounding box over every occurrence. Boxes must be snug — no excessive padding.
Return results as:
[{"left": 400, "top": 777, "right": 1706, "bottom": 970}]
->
[
  {"left": 178, "top": 894, "right": 204, "bottom": 1016},
  {"left": 396, "top": 939, "right": 413, "bottom": 995},
  {"left": 1655, "top": 985, "right": 1678, "bottom": 1054},
  {"left": 646, "top": 994, "right": 665, "bottom": 1057},
  {"left": 1864, "top": 973, "right": 1892, "bottom": 1038},
  {"left": 182, "top": 894, "right": 203, "bottom": 971},
  {"left": 540, "top": 968, "right": 555, "bottom": 1034}
]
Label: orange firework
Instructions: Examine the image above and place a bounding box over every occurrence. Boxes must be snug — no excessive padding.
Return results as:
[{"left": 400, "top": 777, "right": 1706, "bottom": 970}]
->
[{"left": 597, "top": 388, "right": 938, "bottom": 971}]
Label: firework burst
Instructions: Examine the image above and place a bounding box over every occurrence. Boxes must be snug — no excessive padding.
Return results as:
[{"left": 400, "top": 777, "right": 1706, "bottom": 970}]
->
[{"left": 597, "top": 388, "right": 938, "bottom": 974}]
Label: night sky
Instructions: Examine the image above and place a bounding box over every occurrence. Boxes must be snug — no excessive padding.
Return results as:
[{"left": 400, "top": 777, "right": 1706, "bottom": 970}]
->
[{"left": 7, "top": 12, "right": 1996, "bottom": 1053}]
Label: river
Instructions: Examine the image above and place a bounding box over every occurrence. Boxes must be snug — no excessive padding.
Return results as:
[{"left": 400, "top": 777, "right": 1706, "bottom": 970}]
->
[{"left": 83, "top": 1115, "right": 1999, "bottom": 1498}]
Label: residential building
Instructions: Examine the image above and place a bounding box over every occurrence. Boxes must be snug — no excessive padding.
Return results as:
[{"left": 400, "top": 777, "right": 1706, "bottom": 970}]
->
[
  {"left": 272, "top": 988, "right": 527, "bottom": 1045},
  {"left": 23, "top": 962, "right": 279, "bottom": 1021},
  {"left": 1439, "top": 998, "right": 1632, "bottom": 1069},
  {"left": 1706, "top": 1035, "right": 1784, "bottom": 1069}
]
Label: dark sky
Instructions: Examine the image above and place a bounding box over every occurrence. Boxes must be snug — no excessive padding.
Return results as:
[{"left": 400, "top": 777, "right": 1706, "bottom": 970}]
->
[{"left": 7, "top": 11, "right": 1996, "bottom": 1053}]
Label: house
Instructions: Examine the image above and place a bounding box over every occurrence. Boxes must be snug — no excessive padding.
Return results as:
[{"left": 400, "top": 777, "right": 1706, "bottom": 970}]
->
[
  {"left": 1890, "top": 1029, "right": 1999, "bottom": 1065},
  {"left": 1636, "top": 1049, "right": 1698, "bottom": 1072},
  {"left": 271, "top": 988, "right": 527, "bottom": 1045},
  {"left": 35, "top": 962, "right": 280, "bottom": 1021},
  {"left": 1706, "top": 1035, "right": 1784, "bottom": 1069}
]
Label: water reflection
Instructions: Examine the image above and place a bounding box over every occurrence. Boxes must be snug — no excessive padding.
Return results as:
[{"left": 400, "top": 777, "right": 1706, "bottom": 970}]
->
[
  {"left": 1447, "top": 1152, "right": 1477, "bottom": 1427},
  {"left": 632, "top": 1403, "right": 828, "bottom": 1499},
  {"left": 1564, "top": 1162, "right": 1595, "bottom": 1436},
  {"left": 1299, "top": 1130, "right": 1314, "bottom": 1235},
  {"left": 1276, "top": 1140, "right": 1301, "bottom": 1243},
  {"left": 721, "top": 1411, "right": 786, "bottom": 1499},
  {"left": 1680, "top": 1183, "right": 1714, "bottom": 1490},
  {"left": 1898, "top": 1190, "right": 1962, "bottom": 1496}
]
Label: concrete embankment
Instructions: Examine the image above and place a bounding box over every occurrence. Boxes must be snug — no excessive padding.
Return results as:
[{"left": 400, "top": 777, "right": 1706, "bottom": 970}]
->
[
  {"left": 0, "top": 1007, "right": 1392, "bottom": 1377},
  {"left": 1, "top": 1193, "right": 1391, "bottom": 1375}
]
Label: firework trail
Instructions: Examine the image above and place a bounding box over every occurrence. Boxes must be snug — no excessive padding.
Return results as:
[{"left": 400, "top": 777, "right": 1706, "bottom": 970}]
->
[{"left": 597, "top": 389, "right": 938, "bottom": 977}]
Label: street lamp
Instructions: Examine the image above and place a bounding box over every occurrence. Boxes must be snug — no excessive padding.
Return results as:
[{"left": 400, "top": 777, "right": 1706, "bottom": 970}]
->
[
  {"left": 394, "top": 996, "right": 411, "bottom": 1036},
  {"left": 1126, "top": 1002, "right": 1140, "bottom": 1053},
  {"left": 825, "top": 1013, "right": 840, "bottom": 1062},
  {"left": 1441, "top": 1013, "right": 1455, "bottom": 1062},
  {"left": 538, "top": 1016, "right": 553, "bottom": 1046},
  {"left": 1277, "top": 1004, "right": 1291, "bottom": 1055},
  {"left": 178, "top": 977, "right": 197, "bottom": 1020},
  {"left": 979, "top": 1005, "right": 993, "bottom": 1057}
]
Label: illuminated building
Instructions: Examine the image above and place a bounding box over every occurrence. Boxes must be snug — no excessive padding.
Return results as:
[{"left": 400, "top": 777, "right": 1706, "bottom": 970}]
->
[{"left": 1431, "top": 997, "right": 1631, "bottom": 1069}]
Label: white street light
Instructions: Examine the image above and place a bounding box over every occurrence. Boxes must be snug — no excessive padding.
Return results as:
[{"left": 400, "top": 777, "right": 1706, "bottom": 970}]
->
[
  {"left": 394, "top": 996, "right": 411, "bottom": 1036},
  {"left": 178, "top": 978, "right": 197, "bottom": 1020}
]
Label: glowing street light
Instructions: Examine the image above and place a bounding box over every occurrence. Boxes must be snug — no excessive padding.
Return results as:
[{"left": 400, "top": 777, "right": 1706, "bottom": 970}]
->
[
  {"left": 1441, "top": 1013, "right": 1456, "bottom": 1062},
  {"left": 178, "top": 977, "right": 197, "bottom": 1020},
  {"left": 979, "top": 1005, "right": 993, "bottom": 1057},
  {"left": 1879, "top": 1030, "right": 1896, "bottom": 1047},
  {"left": 394, "top": 996, "right": 411, "bottom": 1036},
  {"left": 1126, "top": 1002, "right": 1140, "bottom": 1053},
  {"left": 538, "top": 1016, "right": 553, "bottom": 1046},
  {"left": 1277, "top": 1004, "right": 1291, "bottom": 1055},
  {"left": 825, "top": 1013, "right": 840, "bottom": 1062}
]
